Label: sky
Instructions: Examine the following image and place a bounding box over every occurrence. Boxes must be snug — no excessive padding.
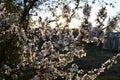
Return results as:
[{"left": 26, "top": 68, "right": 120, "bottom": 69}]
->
[
  {"left": 89, "top": 0, "right": 120, "bottom": 28},
  {"left": 31, "top": 0, "right": 120, "bottom": 29}
]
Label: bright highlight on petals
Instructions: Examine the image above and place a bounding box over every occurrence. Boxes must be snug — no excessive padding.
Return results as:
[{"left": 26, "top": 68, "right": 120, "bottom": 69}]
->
[
  {"left": 69, "top": 18, "right": 81, "bottom": 29},
  {"left": 50, "top": 22, "right": 56, "bottom": 28}
]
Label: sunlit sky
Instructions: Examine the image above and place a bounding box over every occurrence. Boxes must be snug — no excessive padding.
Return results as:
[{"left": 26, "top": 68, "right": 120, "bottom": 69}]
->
[{"left": 31, "top": 0, "right": 120, "bottom": 29}]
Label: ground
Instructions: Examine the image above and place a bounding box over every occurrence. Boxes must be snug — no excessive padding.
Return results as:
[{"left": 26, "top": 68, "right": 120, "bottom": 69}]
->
[{"left": 74, "top": 43, "right": 120, "bottom": 80}]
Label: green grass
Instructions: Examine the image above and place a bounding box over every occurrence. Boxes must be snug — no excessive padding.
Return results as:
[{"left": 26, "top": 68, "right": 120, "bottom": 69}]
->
[
  {"left": 95, "top": 76, "right": 120, "bottom": 80},
  {"left": 74, "top": 43, "right": 120, "bottom": 80}
]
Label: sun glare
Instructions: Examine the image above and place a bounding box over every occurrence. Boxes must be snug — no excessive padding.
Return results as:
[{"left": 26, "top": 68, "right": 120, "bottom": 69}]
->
[{"left": 32, "top": 0, "right": 120, "bottom": 29}]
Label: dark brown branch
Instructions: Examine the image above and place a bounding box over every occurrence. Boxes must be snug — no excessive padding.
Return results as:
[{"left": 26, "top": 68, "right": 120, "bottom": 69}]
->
[{"left": 20, "top": 0, "right": 39, "bottom": 24}]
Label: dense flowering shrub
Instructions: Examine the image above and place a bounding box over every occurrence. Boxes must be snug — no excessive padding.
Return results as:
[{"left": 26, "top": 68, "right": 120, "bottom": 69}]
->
[{"left": 0, "top": 0, "right": 120, "bottom": 80}]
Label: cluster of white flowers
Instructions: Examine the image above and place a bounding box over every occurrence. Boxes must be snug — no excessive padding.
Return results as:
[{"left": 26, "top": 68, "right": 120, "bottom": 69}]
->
[{"left": 13, "top": 2, "right": 120, "bottom": 80}]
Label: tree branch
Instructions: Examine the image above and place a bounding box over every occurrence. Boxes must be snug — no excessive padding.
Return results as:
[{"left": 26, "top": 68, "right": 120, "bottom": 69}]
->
[{"left": 20, "top": 0, "right": 39, "bottom": 24}]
